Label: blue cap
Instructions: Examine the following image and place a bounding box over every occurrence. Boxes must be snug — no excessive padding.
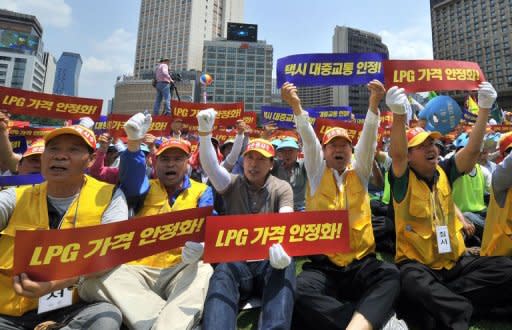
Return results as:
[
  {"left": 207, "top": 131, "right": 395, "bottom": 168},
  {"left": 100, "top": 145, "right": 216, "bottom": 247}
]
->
[
  {"left": 453, "top": 132, "right": 469, "bottom": 149},
  {"left": 277, "top": 138, "right": 299, "bottom": 151},
  {"left": 271, "top": 139, "right": 281, "bottom": 148},
  {"left": 140, "top": 144, "right": 150, "bottom": 154}
]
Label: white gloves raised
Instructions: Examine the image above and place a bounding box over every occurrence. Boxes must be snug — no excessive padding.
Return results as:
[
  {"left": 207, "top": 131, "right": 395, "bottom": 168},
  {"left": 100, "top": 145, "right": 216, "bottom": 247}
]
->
[
  {"left": 477, "top": 82, "right": 497, "bottom": 109},
  {"left": 269, "top": 243, "right": 291, "bottom": 269},
  {"left": 385, "top": 86, "right": 409, "bottom": 115},
  {"left": 181, "top": 241, "right": 204, "bottom": 264},
  {"left": 196, "top": 108, "right": 217, "bottom": 133},
  {"left": 78, "top": 117, "right": 95, "bottom": 130},
  {"left": 124, "top": 112, "right": 152, "bottom": 140}
]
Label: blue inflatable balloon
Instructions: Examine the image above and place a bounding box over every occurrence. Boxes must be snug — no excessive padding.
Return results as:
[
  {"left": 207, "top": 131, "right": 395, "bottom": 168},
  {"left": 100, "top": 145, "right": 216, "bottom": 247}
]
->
[{"left": 418, "top": 96, "right": 462, "bottom": 135}]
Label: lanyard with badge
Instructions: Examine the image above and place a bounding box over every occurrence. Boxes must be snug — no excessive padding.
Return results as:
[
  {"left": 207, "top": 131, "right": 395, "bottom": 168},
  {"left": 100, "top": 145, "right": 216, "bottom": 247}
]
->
[
  {"left": 431, "top": 187, "right": 451, "bottom": 254},
  {"left": 38, "top": 186, "right": 83, "bottom": 314}
]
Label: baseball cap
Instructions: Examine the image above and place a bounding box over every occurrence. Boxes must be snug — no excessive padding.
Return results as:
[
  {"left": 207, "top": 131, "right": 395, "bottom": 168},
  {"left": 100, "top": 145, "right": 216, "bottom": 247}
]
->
[
  {"left": 155, "top": 138, "right": 191, "bottom": 156},
  {"left": 277, "top": 138, "right": 299, "bottom": 151},
  {"left": 322, "top": 127, "right": 352, "bottom": 145},
  {"left": 406, "top": 127, "right": 442, "bottom": 148},
  {"left": 243, "top": 138, "right": 275, "bottom": 158},
  {"left": 44, "top": 125, "right": 96, "bottom": 151},
  {"left": 271, "top": 139, "right": 281, "bottom": 149},
  {"left": 22, "top": 139, "right": 45, "bottom": 158},
  {"left": 499, "top": 132, "right": 512, "bottom": 156}
]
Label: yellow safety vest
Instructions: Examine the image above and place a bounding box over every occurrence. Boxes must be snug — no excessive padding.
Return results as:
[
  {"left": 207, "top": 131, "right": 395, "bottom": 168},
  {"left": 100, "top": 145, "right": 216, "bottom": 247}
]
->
[
  {"left": 394, "top": 166, "right": 465, "bottom": 270},
  {"left": 128, "top": 178, "right": 208, "bottom": 269},
  {"left": 306, "top": 167, "right": 375, "bottom": 267},
  {"left": 0, "top": 176, "right": 114, "bottom": 316},
  {"left": 481, "top": 188, "right": 512, "bottom": 256}
]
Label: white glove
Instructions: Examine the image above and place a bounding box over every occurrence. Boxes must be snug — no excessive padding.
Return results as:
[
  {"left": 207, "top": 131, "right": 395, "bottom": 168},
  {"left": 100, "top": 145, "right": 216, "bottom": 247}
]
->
[
  {"left": 78, "top": 117, "right": 95, "bottom": 130},
  {"left": 124, "top": 112, "right": 152, "bottom": 140},
  {"left": 385, "top": 86, "right": 409, "bottom": 115},
  {"left": 114, "top": 139, "right": 126, "bottom": 152},
  {"left": 269, "top": 243, "right": 291, "bottom": 269},
  {"left": 477, "top": 82, "right": 497, "bottom": 109},
  {"left": 196, "top": 108, "right": 217, "bottom": 133},
  {"left": 181, "top": 241, "right": 204, "bottom": 264}
]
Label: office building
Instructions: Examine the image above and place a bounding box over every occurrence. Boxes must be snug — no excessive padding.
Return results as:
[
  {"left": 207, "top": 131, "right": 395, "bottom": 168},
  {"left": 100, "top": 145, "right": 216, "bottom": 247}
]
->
[
  {"left": 202, "top": 39, "right": 272, "bottom": 113},
  {"left": 53, "top": 52, "right": 82, "bottom": 96},
  {"left": 134, "top": 0, "right": 244, "bottom": 78},
  {"left": 42, "top": 51, "right": 56, "bottom": 93},
  {"left": 0, "top": 9, "right": 46, "bottom": 92},
  {"left": 430, "top": 0, "right": 512, "bottom": 110},
  {"left": 332, "top": 26, "right": 389, "bottom": 114}
]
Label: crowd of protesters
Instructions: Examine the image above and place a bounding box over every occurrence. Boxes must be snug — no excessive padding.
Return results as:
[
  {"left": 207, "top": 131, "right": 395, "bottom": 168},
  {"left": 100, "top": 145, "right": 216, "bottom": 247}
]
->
[{"left": 0, "top": 80, "right": 511, "bottom": 330}]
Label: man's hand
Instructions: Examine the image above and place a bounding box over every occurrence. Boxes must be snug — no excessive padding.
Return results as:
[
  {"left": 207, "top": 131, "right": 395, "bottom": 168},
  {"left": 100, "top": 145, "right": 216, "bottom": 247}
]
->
[
  {"left": 13, "top": 273, "right": 56, "bottom": 298},
  {"left": 477, "top": 82, "right": 497, "bottom": 110},
  {"left": 181, "top": 241, "right": 204, "bottom": 264},
  {"left": 385, "top": 86, "right": 409, "bottom": 115},
  {"left": 0, "top": 110, "right": 10, "bottom": 132},
  {"left": 124, "top": 112, "right": 152, "bottom": 140},
  {"left": 368, "top": 79, "right": 385, "bottom": 113},
  {"left": 196, "top": 108, "right": 217, "bottom": 134},
  {"left": 236, "top": 119, "right": 248, "bottom": 135},
  {"left": 281, "top": 82, "right": 302, "bottom": 115},
  {"left": 97, "top": 133, "right": 111, "bottom": 152},
  {"left": 269, "top": 243, "right": 291, "bottom": 269}
]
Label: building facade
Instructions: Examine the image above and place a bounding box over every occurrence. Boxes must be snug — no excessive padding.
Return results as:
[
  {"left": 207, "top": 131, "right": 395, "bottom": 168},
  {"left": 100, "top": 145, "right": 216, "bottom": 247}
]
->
[
  {"left": 53, "top": 52, "right": 82, "bottom": 96},
  {"left": 430, "top": 0, "right": 512, "bottom": 110},
  {"left": 0, "top": 9, "right": 46, "bottom": 92},
  {"left": 42, "top": 51, "right": 56, "bottom": 93},
  {"left": 332, "top": 26, "right": 389, "bottom": 114},
  {"left": 134, "top": 0, "right": 243, "bottom": 79},
  {"left": 202, "top": 39, "right": 272, "bottom": 113}
]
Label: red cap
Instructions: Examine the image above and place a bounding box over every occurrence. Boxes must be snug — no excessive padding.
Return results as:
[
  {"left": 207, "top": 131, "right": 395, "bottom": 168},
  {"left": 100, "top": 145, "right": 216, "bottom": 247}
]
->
[
  {"left": 406, "top": 127, "right": 442, "bottom": 148},
  {"left": 44, "top": 125, "right": 96, "bottom": 150},
  {"left": 156, "top": 138, "right": 191, "bottom": 156},
  {"left": 499, "top": 132, "right": 512, "bottom": 156},
  {"left": 243, "top": 138, "right": 275, "bottom": 158},
  {"left": 22, "top": 139, "right": 45, "bottom": 158},
  {"left": 322, "top": 127, "right": 352, "bottom": 145}
]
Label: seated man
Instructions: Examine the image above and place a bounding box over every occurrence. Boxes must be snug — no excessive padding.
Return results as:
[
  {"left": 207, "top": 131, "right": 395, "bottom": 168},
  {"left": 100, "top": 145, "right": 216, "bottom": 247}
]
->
[
  {"left": 197, "top": 109, "right": 296, "bottom": 330},
  {"left": 79, "top": 113, "right": 213, "bottom": 330},
  {"left": 0, "top": 124, "right": 127, "bottom": 330},
  {"left": 386, "top": 83, "right": 512, "bottom": 329},
  {"left": 481, "top": 132, "right": 512, "bottom": 256},
  {"left": 282, "top": 80, "right": 402, "bottom": 330}
]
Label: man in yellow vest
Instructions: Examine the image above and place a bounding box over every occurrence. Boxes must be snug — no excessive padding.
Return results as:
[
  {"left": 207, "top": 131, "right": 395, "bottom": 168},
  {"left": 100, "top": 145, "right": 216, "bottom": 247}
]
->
[
  {"left": 79, "top": 113, "right": 213, "bottom": 330},
  {"left": 0, "top": 124, "right": 128, "bottom": 329},
  {"left": 481, "top": 132, "right": 512, "bottom": 256},
  {"left": 386, "top": 83, "right": 512, "bottom": 329},
  {"left": 281, "top": 80, "right": 404, "bottom": 330}
]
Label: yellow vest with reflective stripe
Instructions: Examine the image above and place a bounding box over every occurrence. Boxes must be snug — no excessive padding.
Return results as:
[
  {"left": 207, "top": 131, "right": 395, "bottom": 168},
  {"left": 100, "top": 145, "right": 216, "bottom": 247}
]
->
[
  {"left": 481, "top": 188, "right": 512, "bottom": 256},
  {"left": 306, "top": 167, "right": 375, "bottom": 267},
  {"left": 128, "top": 178, "right": 208, "bottom": 268},
  {"left": 0, "top": 176, "right": 114, "bottom": 316},
  {"left": 394, "top": 166, "right": 465, "bottom": 270}
]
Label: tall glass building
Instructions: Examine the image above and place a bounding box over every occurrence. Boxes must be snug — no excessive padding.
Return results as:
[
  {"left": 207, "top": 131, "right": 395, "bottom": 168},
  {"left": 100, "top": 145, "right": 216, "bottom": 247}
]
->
[
  {"left": 202, "top": 39, "right": 273, "bottom": 113},
  {"left": 430, "top": 0, "right": 512, "bottom": 110},
  {"left": 53, "top": 52, "right": 82, "bottom": 96}
]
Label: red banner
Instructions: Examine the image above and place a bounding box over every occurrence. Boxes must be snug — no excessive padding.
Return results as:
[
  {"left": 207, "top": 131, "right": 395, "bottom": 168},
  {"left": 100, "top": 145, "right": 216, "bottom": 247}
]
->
[
  {"left": 212, "top": 128, "right": 236, "bottom": 144},
  {"left": 384, "top": 60, "right": 485, "bottom": 93},
  {"left": 489, "top": 124, "right": 512, "bottom": 133},
  {"left": 8, "top": 126, "right": 54, "bottom": 143},
  {"left": 314, "top": 118, "right": 385, "bottom": 147},
  {"left": 106, "top": 114, "right": 171, "bottom": 137},
  {"left": 13, "top": 207, "right": 212, "bottom": 281},
  {"left": 203, "top": 210, "right": 350, "bottom": 263},
  {"left": 172, "top": 100, "right": 244, "bottom": 125},
  {"left": 0, "top": 86, "right": 103, "bottom": 120},
  {"left": 242, "top": 112, "right": 258, "bottom": 129}
]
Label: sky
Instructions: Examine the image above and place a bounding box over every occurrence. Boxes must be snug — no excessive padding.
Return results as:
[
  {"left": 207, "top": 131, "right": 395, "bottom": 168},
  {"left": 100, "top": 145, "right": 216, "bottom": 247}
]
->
[{"left": 0, "top": 0, "right": 434, "bottom": 112}]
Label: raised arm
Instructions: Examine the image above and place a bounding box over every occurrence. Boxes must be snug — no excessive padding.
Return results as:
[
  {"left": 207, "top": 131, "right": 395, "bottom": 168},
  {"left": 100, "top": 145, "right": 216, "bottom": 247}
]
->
[
  {"left": 0, "top": 111, "right": 21, "bottom": 173},
  {"left": 386, "top": 86, "right": 410, "bottom": 178},
  {"left": 454, "top": 82, "right": 496, "bottom": 173}
]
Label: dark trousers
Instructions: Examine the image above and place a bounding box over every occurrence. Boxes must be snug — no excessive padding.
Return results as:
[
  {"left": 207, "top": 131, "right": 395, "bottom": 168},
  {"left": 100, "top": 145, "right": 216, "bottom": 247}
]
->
[
  {"left": 397, "top": 256, "right": 512, "bottom": 330},
  {"left": 292, "top": 255, "right": 400, "bottom": 330}
]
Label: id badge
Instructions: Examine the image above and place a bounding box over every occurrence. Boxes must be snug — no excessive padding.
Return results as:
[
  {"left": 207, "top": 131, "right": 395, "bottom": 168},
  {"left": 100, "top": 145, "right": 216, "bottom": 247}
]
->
[
  {"left": 436, "top": 225, "right": 452, "bottom": 254},
  {"left": 38, "top": 288, "right": 73, "bottom": 314}
]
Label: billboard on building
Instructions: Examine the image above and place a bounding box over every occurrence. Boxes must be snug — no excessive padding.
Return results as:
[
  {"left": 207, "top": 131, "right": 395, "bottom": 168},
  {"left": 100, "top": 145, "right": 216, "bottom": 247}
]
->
[{"left": 0, "top": 29, "right": 39, "bottom": 55}]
